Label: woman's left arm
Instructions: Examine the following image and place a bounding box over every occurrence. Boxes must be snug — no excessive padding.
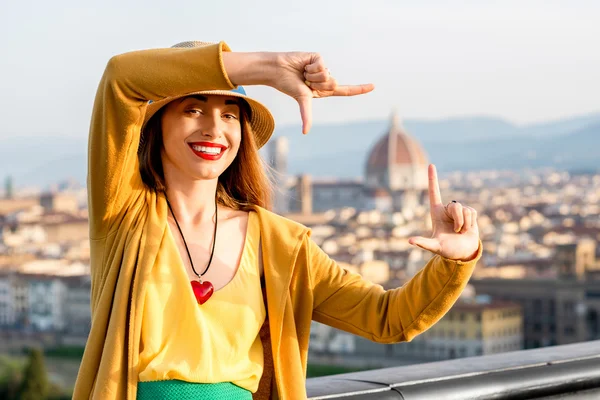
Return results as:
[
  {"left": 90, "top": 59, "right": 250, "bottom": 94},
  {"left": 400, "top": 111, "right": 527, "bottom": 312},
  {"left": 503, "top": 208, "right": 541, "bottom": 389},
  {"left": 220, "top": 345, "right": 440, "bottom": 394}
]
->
[{"left": 310, "top": 164, "right": 482, "bottom": 343}]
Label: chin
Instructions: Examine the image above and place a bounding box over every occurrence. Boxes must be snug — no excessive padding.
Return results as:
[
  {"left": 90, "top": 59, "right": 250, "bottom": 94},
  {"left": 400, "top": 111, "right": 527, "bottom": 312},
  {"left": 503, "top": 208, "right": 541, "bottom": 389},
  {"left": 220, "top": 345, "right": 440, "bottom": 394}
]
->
[{"left": 189, "top": 165, "right": 226, "bottom": 181}]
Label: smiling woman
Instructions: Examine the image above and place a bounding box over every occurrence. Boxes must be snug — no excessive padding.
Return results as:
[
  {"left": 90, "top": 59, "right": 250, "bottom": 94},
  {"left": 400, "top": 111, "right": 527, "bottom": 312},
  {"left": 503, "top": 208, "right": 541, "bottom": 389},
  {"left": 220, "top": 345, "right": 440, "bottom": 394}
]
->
[
  {"left": 74, "top": 40, "right": 482, "bottom": 400},
  {"left": 138, "top": 93, "right": 268, "bottom": 212}
]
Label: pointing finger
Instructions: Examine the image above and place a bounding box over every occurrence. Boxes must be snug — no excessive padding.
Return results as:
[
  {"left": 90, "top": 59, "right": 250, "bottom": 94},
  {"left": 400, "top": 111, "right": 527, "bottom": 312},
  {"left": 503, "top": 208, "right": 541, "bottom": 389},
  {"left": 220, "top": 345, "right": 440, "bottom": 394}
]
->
[
  {"left": 428, "top": 164, "right": 443, "bottom": 209},
  {"left": 331, "top": 83, "right": 375, "bottom": 97},
  {"left": 296, "top": 95, "right": 312, "bottom": 134}
]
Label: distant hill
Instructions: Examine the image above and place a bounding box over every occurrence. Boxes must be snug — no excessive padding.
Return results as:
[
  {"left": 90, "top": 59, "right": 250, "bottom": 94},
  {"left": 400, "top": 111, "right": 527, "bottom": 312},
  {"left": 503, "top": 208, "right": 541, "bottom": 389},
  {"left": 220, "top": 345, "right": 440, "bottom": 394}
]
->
[
  {"left": 274, "top": 113, "right": 600, "bottom": 176},
  {"left": 2, "top": 112, "right": 599, "bottom": 187}
]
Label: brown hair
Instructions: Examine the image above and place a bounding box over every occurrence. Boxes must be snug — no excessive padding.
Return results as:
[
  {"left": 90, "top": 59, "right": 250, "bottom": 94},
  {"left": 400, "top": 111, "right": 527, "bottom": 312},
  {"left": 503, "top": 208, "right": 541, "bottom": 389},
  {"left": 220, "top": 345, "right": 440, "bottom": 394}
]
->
[{"left": 138, "top": 101, "right": 272, "bottom": 211}]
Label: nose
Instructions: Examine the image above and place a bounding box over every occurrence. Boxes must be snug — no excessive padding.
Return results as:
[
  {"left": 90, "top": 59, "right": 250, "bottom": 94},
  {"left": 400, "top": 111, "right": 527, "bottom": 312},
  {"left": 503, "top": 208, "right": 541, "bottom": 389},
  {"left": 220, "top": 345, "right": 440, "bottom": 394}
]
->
[{"left": 197, "top": 112, "right": 224, "bottom": 139}]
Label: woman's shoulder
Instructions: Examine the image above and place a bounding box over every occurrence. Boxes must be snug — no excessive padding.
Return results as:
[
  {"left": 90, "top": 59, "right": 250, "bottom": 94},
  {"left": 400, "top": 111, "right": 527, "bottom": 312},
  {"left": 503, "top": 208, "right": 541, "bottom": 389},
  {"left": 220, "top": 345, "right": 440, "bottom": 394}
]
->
[{"left": 251, "top": 205, "right": 310, "bottom": 239}]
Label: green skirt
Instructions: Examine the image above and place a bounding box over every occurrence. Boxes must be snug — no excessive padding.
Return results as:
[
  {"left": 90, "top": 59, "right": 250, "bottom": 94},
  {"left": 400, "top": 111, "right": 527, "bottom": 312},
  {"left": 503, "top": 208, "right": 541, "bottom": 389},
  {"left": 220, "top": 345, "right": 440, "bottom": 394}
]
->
[{"left": 137, "top": 380, "right": 252, "bottom": 400}]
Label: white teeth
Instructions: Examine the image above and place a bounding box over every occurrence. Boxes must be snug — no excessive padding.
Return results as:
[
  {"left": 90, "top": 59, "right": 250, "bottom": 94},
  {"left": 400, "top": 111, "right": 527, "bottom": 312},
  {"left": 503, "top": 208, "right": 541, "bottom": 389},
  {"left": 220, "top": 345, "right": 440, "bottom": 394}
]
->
[{"left": 191, "top": 145, "right": 223, "bottom": 154}]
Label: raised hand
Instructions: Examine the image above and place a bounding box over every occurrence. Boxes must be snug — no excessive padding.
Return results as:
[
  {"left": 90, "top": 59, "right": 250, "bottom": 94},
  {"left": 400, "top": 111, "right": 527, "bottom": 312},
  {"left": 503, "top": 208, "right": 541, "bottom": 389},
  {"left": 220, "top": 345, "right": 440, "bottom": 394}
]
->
[
  {"left": 223, "top": 51, "right": 374, "bottom": 134},
  {"left": 272, "top": 52, "right": 374, "bottom": 134},
  {"left": 408, "top": 164, "right": 480, "bottom": 261},
  {"left": 274, "top": 52, "right": 374, "bottom": 134}
]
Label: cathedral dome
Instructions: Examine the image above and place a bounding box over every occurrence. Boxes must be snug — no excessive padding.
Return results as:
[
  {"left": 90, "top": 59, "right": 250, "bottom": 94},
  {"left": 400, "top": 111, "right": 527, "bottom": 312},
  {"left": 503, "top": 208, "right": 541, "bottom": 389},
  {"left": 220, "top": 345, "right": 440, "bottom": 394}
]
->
[
  {"left": 366, "top": 112, "right": 428, "bottom": 174},
  {"left": 365, "top": 111, "right": 429, "bottom": 191}
]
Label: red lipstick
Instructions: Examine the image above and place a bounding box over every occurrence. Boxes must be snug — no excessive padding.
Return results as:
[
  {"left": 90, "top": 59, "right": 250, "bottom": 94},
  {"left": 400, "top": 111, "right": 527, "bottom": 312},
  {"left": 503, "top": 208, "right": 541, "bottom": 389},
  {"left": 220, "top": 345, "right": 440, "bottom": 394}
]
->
[{"left": 188, "top": 141, "right": 228, "bottom": 161}]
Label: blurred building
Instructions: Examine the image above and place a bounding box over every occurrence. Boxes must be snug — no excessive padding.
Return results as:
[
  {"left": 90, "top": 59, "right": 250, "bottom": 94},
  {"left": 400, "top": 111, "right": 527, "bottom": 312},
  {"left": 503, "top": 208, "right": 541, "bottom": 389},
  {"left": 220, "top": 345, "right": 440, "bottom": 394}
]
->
[
  {"left": 269, "top": 136, "right": 289, "bottom": 214},
  {"left": 471, "top": 238, "right": 600, "bottom": 348},
  {"left": 309, "top": 296, "right": 523, "bottom": 363},
  {"left": 288, "top": 111, "right": 429, "bottom": 214},
  {"left": 4, "top": 176, "right": 13, "bottom": 199},
  {"left": 365, "top": 112, "right": 428, "bottom": 192},
  {"left": 28, "top": 275, "right": 68, "bottom": 332},
  {"left": 39, "top": 191, "right": 79, "bottom": 213},
  {"left": 0, "top": 273, "right": 29, "bottom": 329},
  {"left": 62, "top": 274, "right": 92, "bottom": 345},
  {"left": 0, "top": 273, "right": 16, "bottom": 326},
  {"left": 395, "top": 297, "right": 523, "bottom": 360},
  {"left": 292, "top": 174, "right": 313, "bottom": 215}
]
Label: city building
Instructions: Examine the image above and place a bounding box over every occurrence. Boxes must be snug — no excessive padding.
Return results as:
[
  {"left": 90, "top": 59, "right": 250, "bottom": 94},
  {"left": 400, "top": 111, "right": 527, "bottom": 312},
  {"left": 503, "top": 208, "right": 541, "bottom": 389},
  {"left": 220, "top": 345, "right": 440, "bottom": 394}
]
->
[
  {"left": 39, "top": 191, "right": 80, "bottom": 213},
  {"left": 62, "top": 275, "right": 92, "bottom": 345},
  {"left": 28, "top": 275, "right": 67, "bottom": 332},
  {"left": 472, "top": 237, "right": 600, "bottom": 348},
  {"left": 393, "top": 296, "right": 523, "bottom": 360},
  {"left": 0, "top": 273, "right": 15, "bottom": 326},
  {"left": 309, "top": 296, "right": 523, "bottom": 364},
  {"left": 288, "top": 111, "right": 429, "bottom": 214}
]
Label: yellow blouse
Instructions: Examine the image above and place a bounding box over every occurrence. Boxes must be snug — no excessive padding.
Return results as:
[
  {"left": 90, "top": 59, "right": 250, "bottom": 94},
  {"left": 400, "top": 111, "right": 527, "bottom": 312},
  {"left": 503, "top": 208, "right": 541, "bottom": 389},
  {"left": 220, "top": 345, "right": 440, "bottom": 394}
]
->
[{"left": 138, "top": 211, "right": 265, "bottom": 393}]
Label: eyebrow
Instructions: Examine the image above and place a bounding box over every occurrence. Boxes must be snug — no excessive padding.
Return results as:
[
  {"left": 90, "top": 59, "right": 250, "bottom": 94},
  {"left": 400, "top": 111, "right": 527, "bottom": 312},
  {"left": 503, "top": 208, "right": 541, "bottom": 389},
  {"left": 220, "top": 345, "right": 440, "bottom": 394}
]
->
[{"left": 186, "top": 95, "right": 241, "bottom": 107}]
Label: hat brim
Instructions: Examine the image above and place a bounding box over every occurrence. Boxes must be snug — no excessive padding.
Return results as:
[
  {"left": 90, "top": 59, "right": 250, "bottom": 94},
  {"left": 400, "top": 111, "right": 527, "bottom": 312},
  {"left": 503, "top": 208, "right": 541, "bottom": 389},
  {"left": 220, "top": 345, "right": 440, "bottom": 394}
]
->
[{"left": 143, "top": 89, "right": 275, "bottom": 149}]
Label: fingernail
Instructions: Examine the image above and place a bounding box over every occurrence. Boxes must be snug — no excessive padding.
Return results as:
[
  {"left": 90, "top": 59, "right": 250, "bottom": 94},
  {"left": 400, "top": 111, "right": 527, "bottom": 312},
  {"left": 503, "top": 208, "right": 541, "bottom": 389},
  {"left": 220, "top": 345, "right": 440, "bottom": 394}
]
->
[{"left": 305, "top": 80, "right": 311, "bottom": 87}]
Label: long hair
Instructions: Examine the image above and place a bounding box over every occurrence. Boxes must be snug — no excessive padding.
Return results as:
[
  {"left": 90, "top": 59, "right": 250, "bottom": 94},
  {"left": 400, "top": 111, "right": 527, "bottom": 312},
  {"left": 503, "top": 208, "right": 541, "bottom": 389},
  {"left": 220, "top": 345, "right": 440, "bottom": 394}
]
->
[{"left": 138, "top": 100, "right": 273, "bottom": 211}]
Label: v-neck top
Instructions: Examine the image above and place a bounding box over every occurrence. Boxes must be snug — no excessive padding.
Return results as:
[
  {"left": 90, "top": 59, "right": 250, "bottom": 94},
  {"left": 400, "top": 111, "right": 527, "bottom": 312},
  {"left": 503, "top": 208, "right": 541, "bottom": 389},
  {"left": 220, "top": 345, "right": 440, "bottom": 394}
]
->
[{"left": 137, "top": 211, "right": 266, "bottom": 393}]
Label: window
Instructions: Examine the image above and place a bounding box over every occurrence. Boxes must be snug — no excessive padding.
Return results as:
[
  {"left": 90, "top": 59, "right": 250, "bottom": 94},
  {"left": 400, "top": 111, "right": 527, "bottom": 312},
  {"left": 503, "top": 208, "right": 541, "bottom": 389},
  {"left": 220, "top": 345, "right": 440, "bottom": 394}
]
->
[
  {"left": 564, "top": 301, "right": 574, "bottom": 314},
  {"left": 549, "top": 300, "right": 556, "bottom": 315},
  {"left": 533, "top": 299, "right": 542, "bottom": 314},
  {"left": 565, "top": 326, "right": 576, "bottom": 335}
]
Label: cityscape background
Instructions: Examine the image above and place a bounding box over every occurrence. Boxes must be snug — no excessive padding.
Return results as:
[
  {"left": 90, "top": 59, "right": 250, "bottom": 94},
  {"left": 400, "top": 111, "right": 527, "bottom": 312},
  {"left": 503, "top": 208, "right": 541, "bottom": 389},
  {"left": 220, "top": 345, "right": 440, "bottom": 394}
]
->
[{"left": 1, "top": 0, "right": 599, "bottom": 398}]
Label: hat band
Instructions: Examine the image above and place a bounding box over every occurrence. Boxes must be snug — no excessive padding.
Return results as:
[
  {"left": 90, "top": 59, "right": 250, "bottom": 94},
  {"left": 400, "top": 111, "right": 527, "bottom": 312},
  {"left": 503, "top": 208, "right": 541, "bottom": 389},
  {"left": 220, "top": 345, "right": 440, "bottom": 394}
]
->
[{"left": 147, "top": 86, "right": 246, "bottom": 105}]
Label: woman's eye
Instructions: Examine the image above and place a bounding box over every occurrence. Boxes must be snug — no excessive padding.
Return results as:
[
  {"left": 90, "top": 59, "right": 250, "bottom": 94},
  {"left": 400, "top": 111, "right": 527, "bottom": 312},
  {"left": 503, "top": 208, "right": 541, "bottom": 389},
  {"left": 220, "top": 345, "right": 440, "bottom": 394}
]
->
[
  {"left": 185, "top": 109, "right": 202, "bottom": 115},
  {"left": 223, "top": 114, "right": 239, "bottom": 120}
]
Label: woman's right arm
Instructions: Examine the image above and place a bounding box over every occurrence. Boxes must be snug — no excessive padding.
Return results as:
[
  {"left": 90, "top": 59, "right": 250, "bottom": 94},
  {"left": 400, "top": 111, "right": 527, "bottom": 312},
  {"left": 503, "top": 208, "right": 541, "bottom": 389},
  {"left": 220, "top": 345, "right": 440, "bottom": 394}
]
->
[
  {"left": 88, "top": 42, "right": 241, "bottom": 238},
  {"left": 88, "top": 43, "right": 372, "bottom": 238}
]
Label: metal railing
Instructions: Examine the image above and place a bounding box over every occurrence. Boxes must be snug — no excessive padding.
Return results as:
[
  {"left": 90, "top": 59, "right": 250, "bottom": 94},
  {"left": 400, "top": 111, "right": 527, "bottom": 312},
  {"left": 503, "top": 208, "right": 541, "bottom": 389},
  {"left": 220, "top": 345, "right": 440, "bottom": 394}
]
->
[{"left": 306, "top": 340, "right": 600, "bottom": 399}]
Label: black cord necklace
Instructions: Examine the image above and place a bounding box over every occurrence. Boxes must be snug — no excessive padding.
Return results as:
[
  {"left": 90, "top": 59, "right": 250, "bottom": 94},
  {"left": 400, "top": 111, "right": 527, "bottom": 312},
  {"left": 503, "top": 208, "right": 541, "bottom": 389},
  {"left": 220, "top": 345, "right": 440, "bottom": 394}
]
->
[{"left": 166, "top": 195, "right": 217, "bottom": 305}]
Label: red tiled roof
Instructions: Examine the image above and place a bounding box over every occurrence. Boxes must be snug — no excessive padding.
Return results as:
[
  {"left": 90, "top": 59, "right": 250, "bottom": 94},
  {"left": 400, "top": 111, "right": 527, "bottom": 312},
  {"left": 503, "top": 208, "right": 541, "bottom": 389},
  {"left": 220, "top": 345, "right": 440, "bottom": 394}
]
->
[{"left": 366, "top": 116, "right": 428, "bottom": 173}]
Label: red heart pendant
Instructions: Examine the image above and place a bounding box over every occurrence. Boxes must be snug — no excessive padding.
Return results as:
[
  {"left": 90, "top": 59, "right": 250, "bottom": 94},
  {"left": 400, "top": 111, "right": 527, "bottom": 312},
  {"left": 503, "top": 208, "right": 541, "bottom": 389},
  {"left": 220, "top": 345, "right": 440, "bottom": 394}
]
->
[{"left": 190, "top": 280, "right": 214, "bottom": 305}]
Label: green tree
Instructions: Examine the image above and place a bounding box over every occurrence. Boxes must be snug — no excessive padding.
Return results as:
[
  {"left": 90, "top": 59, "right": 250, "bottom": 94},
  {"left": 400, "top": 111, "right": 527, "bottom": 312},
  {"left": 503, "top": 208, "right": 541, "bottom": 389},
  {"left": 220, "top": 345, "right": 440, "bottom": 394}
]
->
[
  {"left": 17, "top": 348, "right": 49, "bottom": 400},
  {"left": 0, "top": 365, "right": 21, "bottom": 400}
]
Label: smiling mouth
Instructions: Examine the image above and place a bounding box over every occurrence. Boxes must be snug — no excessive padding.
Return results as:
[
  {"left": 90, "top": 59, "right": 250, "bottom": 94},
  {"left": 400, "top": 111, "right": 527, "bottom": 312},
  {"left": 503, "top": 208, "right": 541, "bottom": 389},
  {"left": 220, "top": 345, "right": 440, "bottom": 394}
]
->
[
  {"left": 190, "top": 144, "right": 223, "bottom": 155},
  {"left": 188, "top": 142, "right": 228, "bottom": 161}
]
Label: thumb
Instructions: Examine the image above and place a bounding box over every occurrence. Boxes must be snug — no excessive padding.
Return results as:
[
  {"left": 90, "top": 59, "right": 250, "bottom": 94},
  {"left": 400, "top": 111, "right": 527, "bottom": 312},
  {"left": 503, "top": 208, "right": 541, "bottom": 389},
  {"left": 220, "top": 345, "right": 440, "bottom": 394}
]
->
[
  {"left": 409, "top": 236, "right": 441, "bottom": 254},
  {"left": 297, "top": 95, "right": 312, "bottom": 134}
]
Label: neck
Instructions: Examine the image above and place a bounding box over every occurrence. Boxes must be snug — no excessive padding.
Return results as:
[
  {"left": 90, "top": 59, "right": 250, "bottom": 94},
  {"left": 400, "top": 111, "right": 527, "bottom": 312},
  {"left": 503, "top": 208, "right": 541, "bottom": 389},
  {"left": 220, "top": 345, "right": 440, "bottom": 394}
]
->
[{"left": 164, "top": 175, "right": 218, "bottom": 226}]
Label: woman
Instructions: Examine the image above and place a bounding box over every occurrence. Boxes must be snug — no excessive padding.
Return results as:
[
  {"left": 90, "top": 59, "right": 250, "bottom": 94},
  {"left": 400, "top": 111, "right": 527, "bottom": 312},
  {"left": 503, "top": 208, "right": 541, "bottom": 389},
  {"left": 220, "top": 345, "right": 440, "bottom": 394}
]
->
[{"left": 73, "top": 41, "right": 481, "bottom": 399}]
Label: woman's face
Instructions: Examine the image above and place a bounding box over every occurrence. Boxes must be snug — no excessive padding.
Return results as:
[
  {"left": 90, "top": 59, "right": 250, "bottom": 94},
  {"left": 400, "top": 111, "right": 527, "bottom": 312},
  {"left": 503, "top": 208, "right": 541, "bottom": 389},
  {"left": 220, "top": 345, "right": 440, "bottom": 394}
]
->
[{"left": 161, "top": 94, "right": 242, "bottom": 182}]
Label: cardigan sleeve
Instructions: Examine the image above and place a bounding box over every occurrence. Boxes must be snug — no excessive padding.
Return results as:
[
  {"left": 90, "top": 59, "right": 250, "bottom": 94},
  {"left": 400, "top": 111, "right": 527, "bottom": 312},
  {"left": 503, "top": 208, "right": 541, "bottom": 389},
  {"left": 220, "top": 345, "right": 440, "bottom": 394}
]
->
[
  {"left": 309, "top": 234, "right": 482, "bottom": 343},
  {"left": 87, "top": 42, "right": 235, "bottom": 239}
]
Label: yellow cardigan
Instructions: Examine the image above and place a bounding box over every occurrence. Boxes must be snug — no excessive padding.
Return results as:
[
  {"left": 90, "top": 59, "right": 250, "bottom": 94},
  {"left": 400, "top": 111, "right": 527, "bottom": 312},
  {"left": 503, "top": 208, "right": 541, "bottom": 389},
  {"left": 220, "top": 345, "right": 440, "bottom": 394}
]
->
[{"left": 72, "top": 41, "right": 481, "bottom": 399}]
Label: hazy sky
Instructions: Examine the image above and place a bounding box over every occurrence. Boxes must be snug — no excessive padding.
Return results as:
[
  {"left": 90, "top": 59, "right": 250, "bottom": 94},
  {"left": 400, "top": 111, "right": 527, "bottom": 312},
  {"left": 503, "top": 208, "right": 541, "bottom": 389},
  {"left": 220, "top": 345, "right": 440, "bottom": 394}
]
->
[{"left": 1, "top": 0, "right": 599, "bottom": 139}]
